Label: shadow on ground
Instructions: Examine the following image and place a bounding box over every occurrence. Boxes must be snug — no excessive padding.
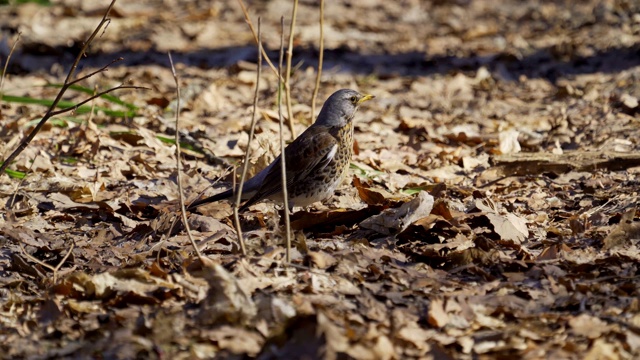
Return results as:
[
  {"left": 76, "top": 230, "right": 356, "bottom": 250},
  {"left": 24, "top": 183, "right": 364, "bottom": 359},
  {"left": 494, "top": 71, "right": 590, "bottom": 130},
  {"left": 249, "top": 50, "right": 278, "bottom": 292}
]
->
[{"left": 8, "top": 42, "right": 640, "bottom": 84}]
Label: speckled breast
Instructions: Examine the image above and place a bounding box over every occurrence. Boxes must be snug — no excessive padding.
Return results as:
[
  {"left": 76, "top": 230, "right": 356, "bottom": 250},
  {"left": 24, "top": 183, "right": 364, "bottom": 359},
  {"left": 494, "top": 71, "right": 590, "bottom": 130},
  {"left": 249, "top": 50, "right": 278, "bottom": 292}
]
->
[
  {"left": 288, "top": 122, "right": 354, "bottom": 207},
  {"left": 331, "top": 122, "right": 354, "bottom": 178}
]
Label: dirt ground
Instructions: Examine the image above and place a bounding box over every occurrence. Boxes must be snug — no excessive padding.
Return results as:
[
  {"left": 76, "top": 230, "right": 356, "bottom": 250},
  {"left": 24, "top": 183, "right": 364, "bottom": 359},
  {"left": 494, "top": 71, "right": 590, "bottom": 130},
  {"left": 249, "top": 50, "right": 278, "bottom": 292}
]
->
[{"left": 1, "top": 0, "right": 640, "bottom": 359}]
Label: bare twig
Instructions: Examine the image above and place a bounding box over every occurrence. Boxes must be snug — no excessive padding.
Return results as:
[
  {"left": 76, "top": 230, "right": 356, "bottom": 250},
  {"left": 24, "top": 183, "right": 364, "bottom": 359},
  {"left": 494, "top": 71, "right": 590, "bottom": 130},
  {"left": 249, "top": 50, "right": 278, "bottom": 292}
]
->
[
  {"left": 168, "top": 52, "right": 204, "bottom": 263},
  {"left": 18, "top": 240, "right": 75, "bottom": 283},
  {"left": 0, "top": 31, "right": 21, "bottom": 100},
  {"left": 0, "top": 0, "right": 143, "bottom": 175},
  {"left": 19, "top": 242, "right": 53, "bottom": 273},
  {"left": 47, "top": 84, "right": 145, "bottom": 117},
  {"left": 9, "top": 154, "right": 37, "bottom": 208},
  {"left": 310, "top": 0, "right": 325, "bottom": 120},
  {"left": 236, "top": 0, "right": 280, "bottom": 80},
  {"left": 52, "top": 240, "right": 75, "bottom": 283},
  {"left": 68, "top": 57, "right": 124, "bottom": 86},
  {"left": 236, "top": 0, "right": 296, "bottom": 138},
  {"left": 247, "top": 255, "right": 321, "bottom": 274},
  {"left": 233, "top": 18, "right": 265, "bottom": 257},
  {"left": 284, "top": 0, "right": 299, "bottom": 138},
  {"left": 86, "top": 85, "right": 98, "bottom": 126},
  {"left": 279, "top": 17, "right": 292, "bottom": 263}
]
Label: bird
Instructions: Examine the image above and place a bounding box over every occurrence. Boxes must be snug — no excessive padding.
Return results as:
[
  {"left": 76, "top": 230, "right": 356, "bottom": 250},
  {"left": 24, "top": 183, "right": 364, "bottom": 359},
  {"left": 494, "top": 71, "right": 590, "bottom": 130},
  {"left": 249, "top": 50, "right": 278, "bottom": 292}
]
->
[{"left": 187, "top": 89, "right": 374, "bottom": 212}]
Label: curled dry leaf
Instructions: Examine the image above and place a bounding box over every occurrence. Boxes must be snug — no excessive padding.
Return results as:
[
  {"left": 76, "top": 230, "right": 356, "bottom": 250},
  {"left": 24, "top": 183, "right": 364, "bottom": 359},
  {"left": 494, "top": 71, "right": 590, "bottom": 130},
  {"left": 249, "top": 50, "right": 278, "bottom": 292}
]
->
[
  {"left": 360, "top": 191, "right": 434, "bottom": 235},
  {"left": 306, "top": 250, "right": 337, "bottom": 269},
  {"left": 201, "top": 326, "right": 264, "bottom": 357},
  {"left": 270, "top": 297, "right": 296, "bottom": 323},
  {"left": 396, "top": 321, "right": 434, "bottom": 355},
  {"left": 619, "top": 93, "right": 639, "bottom": 112},
  {"left": 289, "top": 207, "right": 381, "bottom": 232},
  {"left": 427, "top": 298, "right": 449, "bottom": 328},
  {"left": 199, "top": 262, "right": 257, "bottom": 326},
  {"left": 475, "top": 198, "right": 529, "bottom": 243},
  {"left": 603, "top": 207, "right": 640, "bottom": 250},
  {"left": 60, "top": 268, "right": 179, "bottom": 303},
  {"left": 498, "top": 129, "right": 521, "bottom": 154},
  {"left": 569, "top": 314, "right": 611, "bottom": 339},
  {"left": 353, "top": 176, "right": 390, "bottom": 205}
]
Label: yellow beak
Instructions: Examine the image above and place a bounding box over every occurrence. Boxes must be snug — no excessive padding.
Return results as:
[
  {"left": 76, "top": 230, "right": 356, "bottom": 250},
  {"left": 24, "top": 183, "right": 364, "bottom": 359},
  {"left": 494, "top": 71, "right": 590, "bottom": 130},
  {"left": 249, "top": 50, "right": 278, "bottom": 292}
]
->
[{"left": 358, "top": 94, "right": 375, "bottom": 104}]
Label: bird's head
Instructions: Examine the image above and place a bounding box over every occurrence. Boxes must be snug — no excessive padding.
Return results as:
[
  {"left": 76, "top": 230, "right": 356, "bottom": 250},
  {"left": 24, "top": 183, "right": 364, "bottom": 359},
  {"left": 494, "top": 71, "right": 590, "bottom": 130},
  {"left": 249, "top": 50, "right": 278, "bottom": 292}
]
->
[{"left": 316, "top": 89, "right": 374, "bottom": 127}]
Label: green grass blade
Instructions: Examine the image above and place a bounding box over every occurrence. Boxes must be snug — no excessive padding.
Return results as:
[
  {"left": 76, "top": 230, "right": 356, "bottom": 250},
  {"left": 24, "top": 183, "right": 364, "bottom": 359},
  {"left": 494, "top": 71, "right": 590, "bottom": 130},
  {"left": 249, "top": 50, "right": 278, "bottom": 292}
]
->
[
  {"left": 25, "top": 117, "right": 69, "bottom": 128},
  {"left": 3, "top": 167, "right": 26, "bottom": 179},
  {"left": 156, "top": 135, "right": 202, "bottom": 152},
  {"left": 46, "top": 84, "right": 138, "bottom": 110},
  {"left": 1, "top": 94, "right": 136, "bottom": 117}
]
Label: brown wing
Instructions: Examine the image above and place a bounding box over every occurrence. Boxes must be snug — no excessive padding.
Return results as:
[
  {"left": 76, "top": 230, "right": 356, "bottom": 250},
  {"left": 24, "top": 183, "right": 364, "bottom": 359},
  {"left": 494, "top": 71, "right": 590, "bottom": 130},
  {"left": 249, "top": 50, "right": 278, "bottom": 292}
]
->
[{"left": 240, "top": 125, "right": 337, "bottom": 209}]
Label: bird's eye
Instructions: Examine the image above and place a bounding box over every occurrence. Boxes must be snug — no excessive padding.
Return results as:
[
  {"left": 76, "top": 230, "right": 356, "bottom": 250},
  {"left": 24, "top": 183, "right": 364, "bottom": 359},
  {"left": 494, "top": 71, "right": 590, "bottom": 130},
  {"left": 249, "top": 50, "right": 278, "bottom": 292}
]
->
[{"left": 349, "top": 96, "right": 358, "bottom": 104}]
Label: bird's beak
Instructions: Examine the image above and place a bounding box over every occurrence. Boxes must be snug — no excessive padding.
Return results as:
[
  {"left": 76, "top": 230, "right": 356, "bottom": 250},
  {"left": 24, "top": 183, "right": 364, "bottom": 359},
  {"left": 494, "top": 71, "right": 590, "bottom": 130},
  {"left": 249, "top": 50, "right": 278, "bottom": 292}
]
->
[{"left": 358, "top": 94, "right": 375, "bottom": 104}]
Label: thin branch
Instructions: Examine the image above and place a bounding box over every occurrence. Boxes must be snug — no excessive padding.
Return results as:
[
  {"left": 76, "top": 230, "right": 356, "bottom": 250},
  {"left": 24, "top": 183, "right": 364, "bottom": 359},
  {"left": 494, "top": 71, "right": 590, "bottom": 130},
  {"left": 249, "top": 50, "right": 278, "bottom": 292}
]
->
[
  {"left": 284, "top": 0, "right": 299, "bottom": 139},
  {"left": 0, "top": 0, "right": 135, "bottom": 175},
  {"left": 62, "top": 5, "right": 114, "bottom": 86},
  {"left": 9, "top": 153, "right": 37, "bottom": 208},
  {"left": 233, "top": 19, "right": 264, "bottom": 257},
  {"left": 19, "top": 242, "right": 52, "bottom": 275},
  {"left": 279, "top": 17, "right": 292, "bottom": 263},
  {"left": 311, "top": 0, "right": 325, "bottom": 120},
  {"left": 48, "top": 84, "right": 146, "bottom": 117},
  {"left": 86, "top": 85, "right": 98, "bottom": 126},
  {"left": 247, "top": 255, "right": 323, "bottom": 274},
  {"left": 68, "top": 57, "right": 124, "bottom": 86},
  {"left": 52, "top": 240, "right": 75, "bottom": 283},
  {"left": 236, "top": 0, "right": 296, "bottom": 137},
  {"left": 168, "top": 52, "right": 204, "bottom": 263},
  {"left": 18, "top": 240, "right": 74, "bottom": 283},
  {"left": 236, "top": 0, "right": 281, "bottom": 80},
  {"left": 0, "top": 31, "right": 21, "bottom": 100}
]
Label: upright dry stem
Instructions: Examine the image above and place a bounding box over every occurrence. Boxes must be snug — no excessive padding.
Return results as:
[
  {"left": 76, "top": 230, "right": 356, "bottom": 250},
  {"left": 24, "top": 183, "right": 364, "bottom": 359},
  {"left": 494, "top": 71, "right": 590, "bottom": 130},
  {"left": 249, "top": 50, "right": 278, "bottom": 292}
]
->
[
  {"left": 310, "top": 0, "right": 325, "bottom": 120},
  {"left": 168, "top": 52, "right": 204, "bottom": 263},
  {"left": 236, "top": 0, "right": 280, "bottom": 80},
  {"left": 0, "top": 32, "right": 21, "bottom": 101},
  {"left": 284, "top": 0, "right": 299, "bottom": 138},
  {"left": 236, "top": 0, "right": 296, "bottom": 138},
  {"left": 279, "top": 17, "right": 292, "bottom": 263},
  {"left": 232, "top": 19, "right": 264, "bottom": 257}
]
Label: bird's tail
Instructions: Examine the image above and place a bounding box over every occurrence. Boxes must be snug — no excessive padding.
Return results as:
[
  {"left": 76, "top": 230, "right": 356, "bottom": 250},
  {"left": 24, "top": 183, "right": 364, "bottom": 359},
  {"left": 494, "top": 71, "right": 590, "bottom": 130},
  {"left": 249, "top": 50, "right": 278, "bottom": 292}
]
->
[
  {"left": 187, "top": 186, "right": 260, "bottom": 211},
  {"left": 186, "top": 188, "right": 234, "bottom": 211}
]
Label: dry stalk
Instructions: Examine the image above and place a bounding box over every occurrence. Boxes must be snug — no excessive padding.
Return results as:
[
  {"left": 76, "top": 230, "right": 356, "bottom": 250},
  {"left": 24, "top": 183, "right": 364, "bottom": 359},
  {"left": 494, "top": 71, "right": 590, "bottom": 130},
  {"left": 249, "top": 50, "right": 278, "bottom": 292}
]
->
[
  {"left": 168, "top": 52, "right": 204, "bottom": 263},
  {"left": 249, "top": 256, "right": 325, "bottom": 274},
  {"left": 9, "top": 154, "right": 37, "bottom": 208},
  {"left": 284, "top": 0, "right": 299, "bottom": 138},
  {"left": 86, "top": 84, "right": 98, "bottom": 126},
  {"left": 18, "top": 240, "right": 75, "bottom": 283},
  {"left": 310, "top": 0, "right": 325, "bottom": 120},
  {"left": 233, "top": 19, "right": 265, "bottom": 257},
  {"left": 0, "top": 0, "right": 146, "bottom": 175},
  {"left": 236, "top": 0, "right": 296, "bottom": 138},
  {"left": 279, "top": 17, "right": 292, "bottom": 263},
  {"left": 0, "top": 32, "right": 21, "bottom": 100}
]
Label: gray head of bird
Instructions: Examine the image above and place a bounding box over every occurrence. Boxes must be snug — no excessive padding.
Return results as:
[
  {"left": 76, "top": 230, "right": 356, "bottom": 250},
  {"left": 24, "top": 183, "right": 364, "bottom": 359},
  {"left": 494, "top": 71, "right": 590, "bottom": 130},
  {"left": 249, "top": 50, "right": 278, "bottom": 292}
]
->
[{"left": 315, "top": 89, "right": 374, "bottom": 127}]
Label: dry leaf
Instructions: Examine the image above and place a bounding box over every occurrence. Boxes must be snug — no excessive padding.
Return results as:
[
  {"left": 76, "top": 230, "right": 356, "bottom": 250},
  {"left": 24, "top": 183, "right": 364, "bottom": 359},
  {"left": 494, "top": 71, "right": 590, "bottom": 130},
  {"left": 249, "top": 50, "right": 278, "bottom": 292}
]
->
[
  {"left": 199, "top": 263, "right": 257, "bottom": 326},
  {"left": 476, "top": 199, "right": 529, "bottom": 243},
  {"left": 360, "top": 191, "right": 434, "bottom": 235},
  {"left": 428, "top": 298, "right": 449, "bottom": 328},
  {"left": 603, "top": 208, "right": 640, "bottom": 250}
]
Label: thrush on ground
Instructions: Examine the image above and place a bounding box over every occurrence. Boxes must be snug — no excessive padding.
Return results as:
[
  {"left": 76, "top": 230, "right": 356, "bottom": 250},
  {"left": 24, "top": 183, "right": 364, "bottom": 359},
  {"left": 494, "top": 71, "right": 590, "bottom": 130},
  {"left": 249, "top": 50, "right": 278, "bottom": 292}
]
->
[{"left": 187, "top": 89, "right": 374, "bottom": 212}]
